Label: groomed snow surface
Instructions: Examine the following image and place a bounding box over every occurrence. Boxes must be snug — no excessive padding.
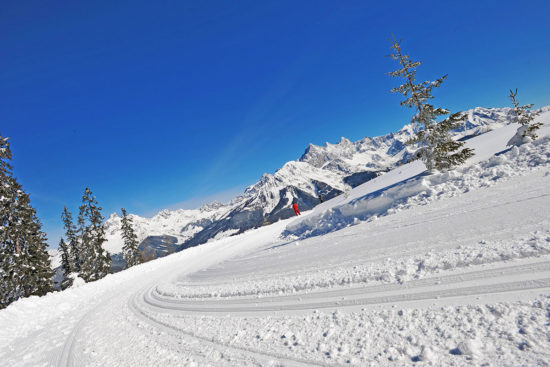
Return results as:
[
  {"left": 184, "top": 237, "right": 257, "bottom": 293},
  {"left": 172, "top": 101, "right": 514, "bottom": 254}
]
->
[{"left": 1, "top": 117, "right": 550, "bottom": 366}]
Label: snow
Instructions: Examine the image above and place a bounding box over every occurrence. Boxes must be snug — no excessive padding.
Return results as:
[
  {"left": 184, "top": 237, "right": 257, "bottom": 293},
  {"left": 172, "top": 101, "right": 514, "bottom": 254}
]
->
[
  {"left": 1, "top": 111, "right": 550, "bottom": 366},
  {"left": 48, "top": 249, "right": 61, "bottom": 268}
]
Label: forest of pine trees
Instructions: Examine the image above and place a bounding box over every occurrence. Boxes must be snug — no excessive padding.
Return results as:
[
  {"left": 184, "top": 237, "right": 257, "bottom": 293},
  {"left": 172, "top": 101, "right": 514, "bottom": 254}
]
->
[
  {"left": 58, "top": 188, "right": 112, "bottom": 287},
  {"left": 388, "top": 37, "right": 475, "bottom": 171},
  {"left": 0, "top": 134, "right": 54, "bottom": 309}
]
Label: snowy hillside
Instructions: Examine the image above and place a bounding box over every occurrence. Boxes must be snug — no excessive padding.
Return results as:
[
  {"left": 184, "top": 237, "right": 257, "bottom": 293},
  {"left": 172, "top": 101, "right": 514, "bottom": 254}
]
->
[
  {"left": 6, "top": 107, "right": 550, "bottom": 366},
  {"left": 98, "top": 106, "right": 548, "bottom": 267}
]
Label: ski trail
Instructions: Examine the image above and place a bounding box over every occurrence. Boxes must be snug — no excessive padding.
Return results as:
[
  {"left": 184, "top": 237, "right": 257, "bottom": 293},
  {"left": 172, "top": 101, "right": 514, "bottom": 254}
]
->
[
  {"left": 128, "top": 290, "right": 338, "bottom": 367},
  {"left": 140, "top": 258, "right": 550, "bottom": 314}
]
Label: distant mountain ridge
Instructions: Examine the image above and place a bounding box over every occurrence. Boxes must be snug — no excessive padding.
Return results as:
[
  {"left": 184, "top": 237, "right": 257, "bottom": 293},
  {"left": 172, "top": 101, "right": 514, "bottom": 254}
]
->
[{"left": 98, "top": 105, "right": 547, "bottom": 267}]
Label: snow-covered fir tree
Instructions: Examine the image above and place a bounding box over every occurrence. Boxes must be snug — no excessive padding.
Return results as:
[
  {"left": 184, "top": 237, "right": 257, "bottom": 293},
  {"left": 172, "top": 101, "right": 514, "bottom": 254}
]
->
[
  {"left": 120, "top": 208, "right": 143, "bottom": 268},
  {"left": 0, "top": 134, "right": 53, "bottom": 309},
  {"left": 58, "top": 238, "right": 74, "bottom": 289},
  {"left": 17, "top": 194, "right": 53, "bottom": 298},
  {"left": 388, "top": 38, "right": 474, "bottom": 171},
  {"left": 62, "top": 206, "right": 80, "bottom": 272},
  {"left": 506, "top": 88, "right": 544, "bottom": 146},
  {"left": 77, "top": 188, "right": 111, "bottom": 282}
]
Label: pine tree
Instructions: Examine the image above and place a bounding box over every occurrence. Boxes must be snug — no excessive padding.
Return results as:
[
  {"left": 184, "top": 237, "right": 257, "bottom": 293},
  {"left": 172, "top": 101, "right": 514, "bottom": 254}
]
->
[
  {"left": 120, "top": 208, "right": 143, "bottom": 268},
  {"left": 16, "top": 193, "right": 54, "bottom": 298},
  {"left": 0, "top": 134, "right": 53, "bottom": 309},
  {"left": 77, "top": 188, "right": 111, "bottom": 282},
  {"left": 0, "top": 136, "right": 18, "bottom": 308},
  {"left": 61, "top": 206, "right": 80, "bottom": 273},
  {"left": 388, "top": 37, "right": 474, "bottom": 171},
  {"left": 506, "top": 89, "right": 544, "bottom": 146},
  {"left": 58, "top": 238, "right": 73, "bottom": 288}
]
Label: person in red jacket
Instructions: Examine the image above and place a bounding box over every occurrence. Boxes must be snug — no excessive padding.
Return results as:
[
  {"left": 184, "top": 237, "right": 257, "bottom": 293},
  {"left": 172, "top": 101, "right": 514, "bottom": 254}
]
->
[{"left": 292, "top": 201, "right": 301, "bottom": 216}]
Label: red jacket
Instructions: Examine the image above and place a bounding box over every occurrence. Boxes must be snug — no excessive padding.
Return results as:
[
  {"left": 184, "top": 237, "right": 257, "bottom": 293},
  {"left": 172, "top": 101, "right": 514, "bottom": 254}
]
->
[{"left": 292, "top": 203, "right": 299, "bottom": 210}]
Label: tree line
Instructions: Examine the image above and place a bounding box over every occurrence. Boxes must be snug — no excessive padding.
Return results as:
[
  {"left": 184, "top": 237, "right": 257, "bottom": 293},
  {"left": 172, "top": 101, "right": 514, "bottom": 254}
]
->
[
  {"left": 0, "top": 134, "right": 143, "bottom": 307},
  {"left": 58, "top": 192, "right": 143, "bottom": 289}
]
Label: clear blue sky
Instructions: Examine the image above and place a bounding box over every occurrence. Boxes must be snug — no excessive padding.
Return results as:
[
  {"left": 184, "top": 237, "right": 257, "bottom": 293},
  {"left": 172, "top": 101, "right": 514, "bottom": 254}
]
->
[{"left": 1, "top": 0, "right": 549, "bottom": 247}]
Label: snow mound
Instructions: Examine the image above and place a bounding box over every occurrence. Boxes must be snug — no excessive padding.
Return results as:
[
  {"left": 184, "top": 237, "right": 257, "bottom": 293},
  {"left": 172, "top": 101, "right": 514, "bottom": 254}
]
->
[{"left": 284, "top": 136, "right": 550, "bottom": 240}]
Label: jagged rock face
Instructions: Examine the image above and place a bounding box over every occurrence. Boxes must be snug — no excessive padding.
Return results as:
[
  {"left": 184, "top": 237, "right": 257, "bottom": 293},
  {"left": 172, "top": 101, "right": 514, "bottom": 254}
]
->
[
  {"left": 100, "top": 106, "right": 536, "bottom": 266},
  {"left": 185, "top": 182, "right": 346, "bottom": 248},
  {"left": 344, "top": 171, "right": 380, "bottom": 188},
  {"left": 139, "top": 235, "right": 181, "bottom": 261}
]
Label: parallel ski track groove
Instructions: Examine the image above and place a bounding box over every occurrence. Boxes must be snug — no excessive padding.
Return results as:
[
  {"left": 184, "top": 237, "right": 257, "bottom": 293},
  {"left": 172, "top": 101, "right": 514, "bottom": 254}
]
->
[
  {"left": 56, "top": 293, "right": 116, "bottom": 367},
  {"left": 147, "top": 260, "right": 550, "bottom": 313},
  {"left": 128, "top": 290, "right": 336, "bottom": 367}
]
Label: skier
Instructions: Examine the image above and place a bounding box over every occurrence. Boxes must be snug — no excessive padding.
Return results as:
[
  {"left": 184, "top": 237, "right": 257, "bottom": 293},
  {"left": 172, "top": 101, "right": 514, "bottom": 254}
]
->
[
  {"left": 318, "top": 191, "right": 323, "bottom": 203},
  {"left": 292, "top": 201, "right": 301, "bottom": 216}
]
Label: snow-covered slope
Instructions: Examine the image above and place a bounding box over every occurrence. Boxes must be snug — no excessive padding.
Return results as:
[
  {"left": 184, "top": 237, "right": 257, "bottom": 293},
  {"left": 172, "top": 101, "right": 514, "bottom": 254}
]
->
[
  {"left": 3, "top": 108, "right": 550, "bottom": 366},
  {"left": 101, "top": 106, "right": 550, "bottom": 266}
]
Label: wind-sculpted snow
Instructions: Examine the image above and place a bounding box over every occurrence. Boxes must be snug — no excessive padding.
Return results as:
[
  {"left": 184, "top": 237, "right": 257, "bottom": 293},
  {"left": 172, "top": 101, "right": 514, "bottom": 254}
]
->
[{"left": 284, "top": 136, "right": 550, "bottom": 240}]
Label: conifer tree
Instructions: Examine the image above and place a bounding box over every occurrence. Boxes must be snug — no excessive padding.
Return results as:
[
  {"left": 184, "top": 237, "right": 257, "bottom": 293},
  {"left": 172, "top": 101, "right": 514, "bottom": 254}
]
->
[
  {"left": 58, "top": 238, "right": 71, "bottom": 275},
  {"left": 506, "top": 89, "right": 544, "bottom": 146},
  {"left": 0, "top": 134, "right": 53, "bottom": 309},
  {"left": 62, "top": 206, "right": 80, "bottom": 272},
  {"left": 120, "top": 208, "right": 143, "bottom": 268},
  {"left": 388, "top": 37, "right": 474, "bottom": 171},
  {"left": 0, "top": 136, "right": 15, "bottom": 307},
  {"left": 77, "top": 188, "right": 111, "bottom": 282},
  {"left": 16, "top": 193, "right": 54, "bottom": 297}
]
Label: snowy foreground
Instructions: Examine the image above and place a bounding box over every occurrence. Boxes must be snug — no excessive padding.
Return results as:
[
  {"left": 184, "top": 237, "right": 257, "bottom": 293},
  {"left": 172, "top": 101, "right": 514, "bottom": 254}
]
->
[{"left": 2, "top": 119, "right": 550, "bottom": 366}]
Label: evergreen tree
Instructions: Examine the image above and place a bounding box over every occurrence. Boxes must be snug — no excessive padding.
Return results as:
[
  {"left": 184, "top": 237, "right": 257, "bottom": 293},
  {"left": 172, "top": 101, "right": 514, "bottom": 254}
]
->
[
  {"left": 58, "top": 238, "right": 73, "bottom": 289},
  {"left": 388, "top": 37, "right": 474, "bottom": 171},
  {"left": 77, "top": 188, "right": 111, "bottom": 282},
  {"left": 58, "top": 238, "right": 71, "bottom": 276},
  {"left": 0, "top": 134, "right": 53, "bottom": 309},
  {"left": 120, "top": 208, "right": 143, "bottom": 268},
  {"left": 506, "top": 89, "right": 544, "bottom": 146},
  {"left": 16, "top": 193, "right": 54, "bottom": 297},
  {"left": 0, "top": 136, "right": 14, "bottom": 307},
  {"left": 61, "top": 206, "right": 80, "bottom": 272}
]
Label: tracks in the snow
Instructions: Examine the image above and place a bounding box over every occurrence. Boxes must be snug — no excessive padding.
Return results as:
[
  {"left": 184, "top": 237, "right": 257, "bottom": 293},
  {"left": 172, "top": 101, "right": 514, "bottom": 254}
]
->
[
  {"left": 128, "top": 287, "right": 335, "bottom": 367},
  {"left": 56, "top": 291, "right": 118, "bottom": 367},
  {"left": 144, "top": 259, "right": 550, "bottom": 314},
  {"left": 123, "top": 257, "right": 550, "bottom": 365}
]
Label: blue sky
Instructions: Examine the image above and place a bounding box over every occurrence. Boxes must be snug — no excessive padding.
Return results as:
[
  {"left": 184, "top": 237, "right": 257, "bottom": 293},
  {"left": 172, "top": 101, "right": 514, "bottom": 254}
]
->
[{"left": 1, "top": 0, "right": 549, "bottom": 247}]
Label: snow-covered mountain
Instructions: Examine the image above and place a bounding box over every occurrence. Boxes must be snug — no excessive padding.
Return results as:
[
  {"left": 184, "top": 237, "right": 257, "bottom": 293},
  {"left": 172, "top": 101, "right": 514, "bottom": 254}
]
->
[
  {"left": 100, "top": 106, "right": 548, "bottom": 267},
  {"left": 103, "top": 203, "right": 230, "bottom": 270}
]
